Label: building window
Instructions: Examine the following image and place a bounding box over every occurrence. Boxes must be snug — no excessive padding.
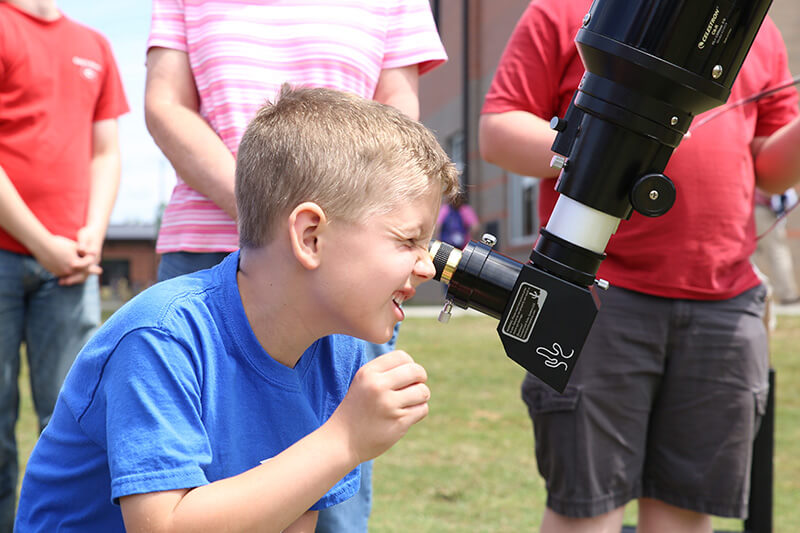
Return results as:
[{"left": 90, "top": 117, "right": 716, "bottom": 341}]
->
[
  {"left": 508, "top": 173, "right": 539, "bottom": 246},
  {"left": 447, "top": 131, "right": 466, "bottom": 176},
  {"left": 100, "top": 259, "right": 130, "bottom": 289}
]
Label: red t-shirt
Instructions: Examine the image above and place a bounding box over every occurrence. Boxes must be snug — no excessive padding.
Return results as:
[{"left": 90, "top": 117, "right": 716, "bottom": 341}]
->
[
  {"left": 0, "top": 4, "right": 129, "bottom": 255},
  {"left": 482, "top": 0, "right": 800, "bottom": 300}
]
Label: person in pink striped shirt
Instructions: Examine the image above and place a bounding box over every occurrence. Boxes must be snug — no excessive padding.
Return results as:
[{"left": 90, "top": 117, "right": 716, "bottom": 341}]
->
[{"left": 143, "top": 1, "right": 447, "bottom": 531}]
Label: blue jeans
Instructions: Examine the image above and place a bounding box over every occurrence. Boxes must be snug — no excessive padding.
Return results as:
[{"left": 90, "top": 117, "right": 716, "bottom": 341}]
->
[
  {"left": 316, "top": 323, "right": 399, "bottom": 533},
  {"left": 0, "top": 250, "right": 99, "bottom": 532},
  {"left": 157, "top": 251, "right": 231, "bottom": 282}
]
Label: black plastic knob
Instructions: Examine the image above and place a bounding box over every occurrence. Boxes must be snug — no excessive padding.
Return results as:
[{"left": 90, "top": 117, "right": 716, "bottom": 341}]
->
[
  {"left": 550, "top": 116, "right": 568, "bottom": 132},
  {"left": 630, "top": 173, "right": 676, "bottom": 217}
]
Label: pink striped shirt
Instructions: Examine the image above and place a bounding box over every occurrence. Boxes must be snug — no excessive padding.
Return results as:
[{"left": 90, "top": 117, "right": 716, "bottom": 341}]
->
[{"left": 148, "top": 0, "right": 447, "bottom": 252}]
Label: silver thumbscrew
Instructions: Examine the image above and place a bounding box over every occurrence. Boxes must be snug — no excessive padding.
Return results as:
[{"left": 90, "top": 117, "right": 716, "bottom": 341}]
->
[{"left": 438, "top": 300, "right": 453, "bottom": 323}]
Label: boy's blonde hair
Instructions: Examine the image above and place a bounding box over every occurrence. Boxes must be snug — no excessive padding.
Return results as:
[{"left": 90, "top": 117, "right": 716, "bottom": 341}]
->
[{"left": 236, "top": 84, "right": 460, "bottom": 248}]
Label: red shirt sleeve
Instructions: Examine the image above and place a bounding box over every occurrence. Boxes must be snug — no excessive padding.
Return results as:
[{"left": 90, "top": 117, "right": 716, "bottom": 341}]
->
[
  {"left": 751, "top": 17, "right": 799, "bottom": 138},
  {"left": 93, "top": 32, "right": 129, "bottom": 122}
]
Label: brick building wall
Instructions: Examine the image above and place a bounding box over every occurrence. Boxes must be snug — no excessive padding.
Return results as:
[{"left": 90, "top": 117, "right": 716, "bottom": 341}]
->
[
  {"left": 102, "top": 241, "right": 159, "bottom": 292},
  {"left": 101, "top": 225, "right": 159, "bottom": 301}
]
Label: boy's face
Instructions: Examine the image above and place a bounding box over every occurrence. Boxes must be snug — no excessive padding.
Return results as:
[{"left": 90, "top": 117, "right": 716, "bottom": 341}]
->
[{"left": 317, "top": 187, "right": 440, "bottom": 344}]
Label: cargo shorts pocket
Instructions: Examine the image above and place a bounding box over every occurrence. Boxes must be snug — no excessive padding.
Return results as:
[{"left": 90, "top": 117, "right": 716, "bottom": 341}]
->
[{"left": 521, "top": 372, "right": 581, "bottom": 416}]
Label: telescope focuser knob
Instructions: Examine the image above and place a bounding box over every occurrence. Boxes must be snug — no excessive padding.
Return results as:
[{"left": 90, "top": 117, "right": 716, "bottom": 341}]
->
[{"left": 630, "top": 173, "right": 676, "bottom": 217}]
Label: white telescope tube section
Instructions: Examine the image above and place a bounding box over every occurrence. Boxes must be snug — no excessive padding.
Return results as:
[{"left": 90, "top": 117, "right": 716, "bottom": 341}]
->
[{"left": 545, "top": 195, "right": 620, "bottom": 254}]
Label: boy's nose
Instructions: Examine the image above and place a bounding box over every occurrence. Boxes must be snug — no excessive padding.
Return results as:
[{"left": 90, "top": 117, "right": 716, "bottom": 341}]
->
[{"left": 414, "top": 252, "right": 436, "bottom": 281}]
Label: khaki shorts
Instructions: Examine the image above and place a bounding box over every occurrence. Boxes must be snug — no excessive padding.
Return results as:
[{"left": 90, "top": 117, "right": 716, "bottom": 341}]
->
[{"left": 521, "top": 284, "right": 769, "bottom": 518}]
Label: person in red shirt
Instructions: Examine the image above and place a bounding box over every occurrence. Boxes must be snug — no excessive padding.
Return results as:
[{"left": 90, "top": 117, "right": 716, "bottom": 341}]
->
[
  {"left": 0, "top": 0, "right": 128, "bottom": 527},
  {"left": 480, "top": 1, "right": 800, "bottom": 531}
]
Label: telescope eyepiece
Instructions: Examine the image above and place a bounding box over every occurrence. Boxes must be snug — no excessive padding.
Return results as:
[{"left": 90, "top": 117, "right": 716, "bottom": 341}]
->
[{"left": 429, "top": 240, "right": 461, "bottom": 284}]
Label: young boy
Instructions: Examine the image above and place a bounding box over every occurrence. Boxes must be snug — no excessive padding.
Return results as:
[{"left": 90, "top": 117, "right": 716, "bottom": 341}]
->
[{"left": 15, "top": 85, "right": 459, "bottom": 532}]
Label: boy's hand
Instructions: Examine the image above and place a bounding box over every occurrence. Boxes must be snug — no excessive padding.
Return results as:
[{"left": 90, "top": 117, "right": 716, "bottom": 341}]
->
[{"left": 330, "top": 350, "right": 430, "bottom": 463}]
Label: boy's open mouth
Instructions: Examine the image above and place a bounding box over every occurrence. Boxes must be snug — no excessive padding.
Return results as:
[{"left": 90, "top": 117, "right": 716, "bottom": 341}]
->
[{"left": 392, "top": 295, "right": 406, "bottom": 319}]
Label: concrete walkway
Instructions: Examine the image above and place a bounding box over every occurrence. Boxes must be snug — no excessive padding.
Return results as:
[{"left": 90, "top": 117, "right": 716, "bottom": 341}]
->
[
  {"left": 403, "top": 305, "right": 484, "bottom": 319},
  {"left": 774, "top": 301, "right": 800, "bottom": 316},
  {"left": 405, "top": 301, "right": 800, "bottom": 318}
]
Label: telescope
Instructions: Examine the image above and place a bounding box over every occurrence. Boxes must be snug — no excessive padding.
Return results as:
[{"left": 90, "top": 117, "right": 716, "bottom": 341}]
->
[{"left": 430, "top": 0, "right": 774, "bottom": 392}]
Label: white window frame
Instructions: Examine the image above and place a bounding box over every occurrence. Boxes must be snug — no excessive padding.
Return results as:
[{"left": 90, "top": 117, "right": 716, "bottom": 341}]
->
[{"left": 508, "top": 173, "right": 539, "bottom": 247}]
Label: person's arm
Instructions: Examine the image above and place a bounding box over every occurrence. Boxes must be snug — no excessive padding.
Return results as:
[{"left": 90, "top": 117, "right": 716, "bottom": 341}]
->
[
  {"left": 119, "top": 350, "right": 430, "bottom": 533},
  {"left": 479, "top": 111, "right": 560, "bottom": 179},
  {"left": 752, "top": 115, "right": 800, "bottom": 194},
  {"left": 373, "top": 65, "right": 420, "bottom": 120},
  {"left": 0, "top": 166, "right": 97, "bottom": 279},
  {"left": 479, "top": 2, "right": 579, "bottom": 181},
  {"left": 144, "top": 47, "right": 238, "bottom": 220}
]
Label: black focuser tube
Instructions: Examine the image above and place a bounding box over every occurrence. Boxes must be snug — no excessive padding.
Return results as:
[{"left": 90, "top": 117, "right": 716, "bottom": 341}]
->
[
  {"left": 428, "top": 237, "right": 602, "bottom": 393},
  {"left": 429, "top": 239, "right": 523, "bottom": 319},
  {"left": 530, "top": 228, "right": 606, "bottom": 287}
]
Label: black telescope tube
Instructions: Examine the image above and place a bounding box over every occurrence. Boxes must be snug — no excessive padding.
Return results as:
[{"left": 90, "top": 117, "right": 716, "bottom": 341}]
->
[
  {"left": 557, "top": 0, "right": 772, "bottom": 218},
  {"left": 537, "top": 0, "right": 773, "bottom": 284}
]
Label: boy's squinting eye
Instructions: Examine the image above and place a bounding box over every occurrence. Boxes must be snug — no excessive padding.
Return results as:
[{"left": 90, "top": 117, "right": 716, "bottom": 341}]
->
[{"left": 406, "top": 236, "right": 431, "bottom": 250}]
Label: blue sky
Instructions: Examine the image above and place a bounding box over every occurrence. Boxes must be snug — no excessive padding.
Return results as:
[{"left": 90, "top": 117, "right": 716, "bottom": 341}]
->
[{"left": 60, "top": 0, "right": 175, "bottom": 225}]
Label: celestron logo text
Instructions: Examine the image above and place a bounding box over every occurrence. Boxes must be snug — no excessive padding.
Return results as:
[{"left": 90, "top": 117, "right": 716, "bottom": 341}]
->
[{"left": 698, "top": 6, "right": 720, "bottom": 50}]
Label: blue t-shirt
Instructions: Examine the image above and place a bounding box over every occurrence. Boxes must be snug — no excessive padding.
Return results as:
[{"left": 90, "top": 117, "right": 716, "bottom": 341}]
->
[{"left": 15, "top": 251, "right": 366, "bottom": 531}]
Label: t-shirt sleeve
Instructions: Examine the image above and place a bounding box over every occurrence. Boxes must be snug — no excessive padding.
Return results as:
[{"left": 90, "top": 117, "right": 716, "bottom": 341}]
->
[
  {"left": 383, "top": 0, "right": 447, "bottom": 75},
  {"left": 752, "top": 17, "right": 799, "bottom": 138},
  {"left": 94, "top": 35, "right": 130, "bottom": 122},
  {"left": 147, "top": 0, "right": 188, "bottom": 53},
  {"left": 481, "top": 1, "right": 572, "bottom": 120},
  {"left": 84, "top": 328, "right": 211, "bottom": 502}
]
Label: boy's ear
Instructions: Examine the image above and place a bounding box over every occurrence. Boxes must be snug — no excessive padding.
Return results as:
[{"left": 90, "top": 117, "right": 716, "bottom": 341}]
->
[{"left": 288, "top": 202, "right": 327, "bottom": 270}]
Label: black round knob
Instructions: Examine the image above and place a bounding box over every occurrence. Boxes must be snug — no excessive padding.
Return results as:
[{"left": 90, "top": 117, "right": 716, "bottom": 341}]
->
[
  {"left": 630, "top": 173, "right": 676, "bottom": 217},
  {"left": 550, "top": 116, "right": 568, "bottom": 132}
]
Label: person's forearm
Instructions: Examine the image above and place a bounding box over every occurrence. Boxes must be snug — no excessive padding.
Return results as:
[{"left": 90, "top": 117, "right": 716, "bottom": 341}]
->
[
  {"left": 373, "top": 65, "right": 420, "bottom": 120},
  {"left": 379, "top": 90, "right": 419, "bottom": 120},
  {"left": 124, "top": 420, "right": 357, "bottom": 533},
  {"left": 755, "top": 115, "right": 800, "bottom": 194},
  {"left": 85, "top": 142, "right": 121, "bottom": 242},
  {"left": 0, "top": 165, "right": 53, "bottom": 255},
  {"left": 145, "top": 101, "right": 238, "bottom": 220},
  {"left": 184, "top": 425, "right": 353, "bottom": 531},
  {"left": 479, "top": 111, "right": 560, "bottom": 179}
]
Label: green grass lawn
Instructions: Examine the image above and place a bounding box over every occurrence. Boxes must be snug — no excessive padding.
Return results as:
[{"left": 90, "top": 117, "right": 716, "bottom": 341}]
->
[
  {"left": 14, "top": 313, "right": 800, "bottom": 531},
  {"left": 369, "top": 314, "right": 800, "bottom": 533}
]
